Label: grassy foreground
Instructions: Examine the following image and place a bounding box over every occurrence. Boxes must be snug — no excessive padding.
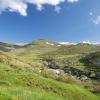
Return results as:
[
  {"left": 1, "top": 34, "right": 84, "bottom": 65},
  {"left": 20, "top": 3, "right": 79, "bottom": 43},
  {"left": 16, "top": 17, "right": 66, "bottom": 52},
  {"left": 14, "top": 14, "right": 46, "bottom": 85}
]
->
[{"left": 0, "top": 63, "right": 99, "bottom": 100}]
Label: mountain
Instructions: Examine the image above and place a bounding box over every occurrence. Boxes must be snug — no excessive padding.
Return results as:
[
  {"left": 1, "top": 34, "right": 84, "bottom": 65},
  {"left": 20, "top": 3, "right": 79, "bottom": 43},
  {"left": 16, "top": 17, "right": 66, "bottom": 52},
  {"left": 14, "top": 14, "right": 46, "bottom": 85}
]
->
[
  {"left": 0, "top": 42, "right": 21, "bottom": 52},
  {"left": 14, "top": 39, "right": 60, "bottom": 53},
  {"left": 0, "top": 39, "right": 100, "bottom": 99},
  {"left": 59, "top": 41, "right": 100, "bottom": 46},
  {"left": 9, "top": 39, "right": 61, "bottom": 64},
  {"left": 59, "top": 42, "right": 77, "bottom": 45},
  {"left": 54, "top": 43, "right": 100, "bottom": 55}
]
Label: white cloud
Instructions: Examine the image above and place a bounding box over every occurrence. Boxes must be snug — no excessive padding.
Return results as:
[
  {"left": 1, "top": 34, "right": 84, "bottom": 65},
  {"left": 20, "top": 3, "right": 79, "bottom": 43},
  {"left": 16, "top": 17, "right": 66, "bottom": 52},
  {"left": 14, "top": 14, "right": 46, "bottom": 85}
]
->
[
  {"left": 93, "top": 16, "right": 100, "bottom": 25},
  {"left": 55, "top": 6, "right": 61, "bottom": 13},
  {"left": 0, "top": 0, "right": 28, "bottom": 16},
  {"left": 67, "top": 0, "right": 79, "bottom": 3},
  {"left": 89, "top": 12, "right": 93, "bottom": 16},
  {"left": 82, "top": 41, "right": 91, "bottom": 44},
  {"left": 59, "top": 41, "right": 100, "bottom": 45},
  {"left": 82, "top": 41, "right": 100, "bottom": 45},
  {"left": 89, "top": 12, "right": 100, "bottom": 25},
  {"left": 0, "top": 0, "right": 79, "bottom": 16}
]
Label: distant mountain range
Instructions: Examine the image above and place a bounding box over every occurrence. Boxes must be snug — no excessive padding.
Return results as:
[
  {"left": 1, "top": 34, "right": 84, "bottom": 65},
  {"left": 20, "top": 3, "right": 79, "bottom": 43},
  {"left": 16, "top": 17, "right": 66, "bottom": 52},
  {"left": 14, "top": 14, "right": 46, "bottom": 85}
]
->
[
  {"left": 0, "top": 40, "right": 100, "bottom": 59},
  {"left": 59, "top": 41, "right": 100, "bottom": 45}
]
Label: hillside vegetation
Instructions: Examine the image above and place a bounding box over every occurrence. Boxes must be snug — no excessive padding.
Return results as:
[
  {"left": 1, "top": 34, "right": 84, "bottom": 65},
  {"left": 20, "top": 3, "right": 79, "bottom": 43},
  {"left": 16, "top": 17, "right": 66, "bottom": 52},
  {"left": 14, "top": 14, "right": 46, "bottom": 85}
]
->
[
  {"left": 0, "top": 63, "right": 99, "bottom": 100},
  {"left": 0, "top": 39, "right": 100, "bottom": 99}
]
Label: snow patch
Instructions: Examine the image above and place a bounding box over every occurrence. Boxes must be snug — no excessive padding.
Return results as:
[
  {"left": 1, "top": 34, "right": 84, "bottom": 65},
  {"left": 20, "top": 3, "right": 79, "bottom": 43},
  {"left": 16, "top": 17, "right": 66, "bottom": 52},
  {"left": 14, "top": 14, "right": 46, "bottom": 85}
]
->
[
  {"left": 46, "top": 42, "right": 54, "bottom": 46},
  {"left": 59, "top": 42, "right": 77, "bottom": 45}
]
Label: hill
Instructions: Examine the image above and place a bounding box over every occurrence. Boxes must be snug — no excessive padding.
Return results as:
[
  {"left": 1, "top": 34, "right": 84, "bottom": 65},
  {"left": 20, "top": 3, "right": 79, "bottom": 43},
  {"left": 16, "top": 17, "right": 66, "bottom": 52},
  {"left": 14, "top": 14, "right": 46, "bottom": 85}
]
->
[
  {"left": 10, "top": 39, "right": 61, "bottom": 64},
  {"left": 53, "top": 43, "right": 100, "bottom": 55},
  {"left": 0, "top": 42, "right": 21, "bottom": 52},
  {"left": 0, "top": 40, "right": 100, "bottom": 99},
  {"left": 80, "top": 52, "right": 100, "bottom": 77},
  {"left": 0, "top": 63, "right": 99, "bottom": 100}
]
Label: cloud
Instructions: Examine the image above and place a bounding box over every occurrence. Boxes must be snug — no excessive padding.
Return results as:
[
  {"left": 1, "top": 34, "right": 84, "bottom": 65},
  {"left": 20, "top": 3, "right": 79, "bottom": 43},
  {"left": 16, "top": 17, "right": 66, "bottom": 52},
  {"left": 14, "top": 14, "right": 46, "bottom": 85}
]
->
[
  {"left": 93, "top": 16, "right": 100, "bottom": 25},
  {"left": 55, "top": 6, "right": 61, "bottom": 13},
  {"left": 82, "top": 41, "right": 100, "bottom": 45},
  {"left": 0, "top": 0, "right": 28, "bottom": 16},
  {"left": 67, "top": 0, "right": 79, "bottom": 3},
  {"left": 89, "top": 12, "right": 93, "bottom": 16},
  {"left": 89, "top": 12, "right": 100, "bottom": 25},
  {"left": 0, "top": 0, "right": 79, "bottom": 16},
  {"left": 59, "top": 41, "right": 100, "bottom": 45},
  {"left": 82, "top": 41, "right": 91, "bottom": 44}
]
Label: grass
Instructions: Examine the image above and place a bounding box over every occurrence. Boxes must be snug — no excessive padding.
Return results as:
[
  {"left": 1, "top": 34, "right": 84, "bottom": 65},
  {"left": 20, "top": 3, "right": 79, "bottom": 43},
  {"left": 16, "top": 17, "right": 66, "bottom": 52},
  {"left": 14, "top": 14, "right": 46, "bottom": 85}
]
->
[
  {"left": 0, "top": 63, "right": 99, "bottom": 100},
  {"left": 0, "top": 86, "right": 65, "bottom": 100},
  {"left": 0, "top": 41, "right": 100, "bottom": 99}
]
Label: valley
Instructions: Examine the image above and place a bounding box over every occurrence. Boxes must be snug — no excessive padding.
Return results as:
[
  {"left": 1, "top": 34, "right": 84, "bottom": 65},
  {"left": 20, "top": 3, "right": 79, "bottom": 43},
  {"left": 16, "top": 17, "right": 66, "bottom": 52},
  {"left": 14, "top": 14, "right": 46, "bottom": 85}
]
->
[{"left": 0, "top": 39, "right": 100, "bottom": 100}]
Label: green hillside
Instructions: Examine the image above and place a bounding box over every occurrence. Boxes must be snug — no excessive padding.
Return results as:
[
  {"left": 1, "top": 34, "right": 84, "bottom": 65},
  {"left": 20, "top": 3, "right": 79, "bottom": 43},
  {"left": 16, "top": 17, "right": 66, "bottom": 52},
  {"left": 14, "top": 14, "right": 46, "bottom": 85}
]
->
[
  {"left": 80, "top": 52, "right": 100, "bottom": 74},
  {"left": 0, "top": 63, "right": 99, "bottom": 100},
  {"left": 0, "top": 40, "right": 100, "bottom": 100},
  {"left": 10, "top": 39, "right": 60, "bottom": 64},
  {"left": 0, "top": 42, "right": 20, "bottom": 52},
  {"left": 53, "top": 43, "right": 100, "bottom": 55}
]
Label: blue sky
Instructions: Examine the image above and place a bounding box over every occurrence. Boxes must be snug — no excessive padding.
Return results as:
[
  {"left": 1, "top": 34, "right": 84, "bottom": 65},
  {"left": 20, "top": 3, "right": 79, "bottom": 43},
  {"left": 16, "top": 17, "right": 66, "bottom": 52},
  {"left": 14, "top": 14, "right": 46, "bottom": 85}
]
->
[{"left": 0, "top": 0, "right": 100, "bottom": 43}]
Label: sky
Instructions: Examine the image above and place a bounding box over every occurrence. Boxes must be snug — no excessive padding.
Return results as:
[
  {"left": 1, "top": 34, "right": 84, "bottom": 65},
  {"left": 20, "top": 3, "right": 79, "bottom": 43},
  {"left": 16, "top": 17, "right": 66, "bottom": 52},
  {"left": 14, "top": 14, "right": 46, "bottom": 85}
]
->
[{"left": 0, "top": 0, "right": 100, "bottom": 43}]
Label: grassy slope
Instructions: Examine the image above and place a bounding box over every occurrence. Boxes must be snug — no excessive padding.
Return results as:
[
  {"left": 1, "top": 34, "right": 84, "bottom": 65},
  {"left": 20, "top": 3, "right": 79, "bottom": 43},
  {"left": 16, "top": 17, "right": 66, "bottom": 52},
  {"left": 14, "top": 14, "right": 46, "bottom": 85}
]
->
[
  {"left": 55, "top": 43, "right": 100, "bottom": 55},
  {"left": 0, "top": 63, "right": 99, "bottom": 100},
  {"left": 40, "top": 43, "right": 100, "bottom": 70},
  {"left": 0, "top": 40, "right": 100, "bottom": 99},
  {"left": 10, "top": 40, "right": 60, "bottom": 64},
  {"left": 9, "top": 41, "right": 100, "bottom": 69}
]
